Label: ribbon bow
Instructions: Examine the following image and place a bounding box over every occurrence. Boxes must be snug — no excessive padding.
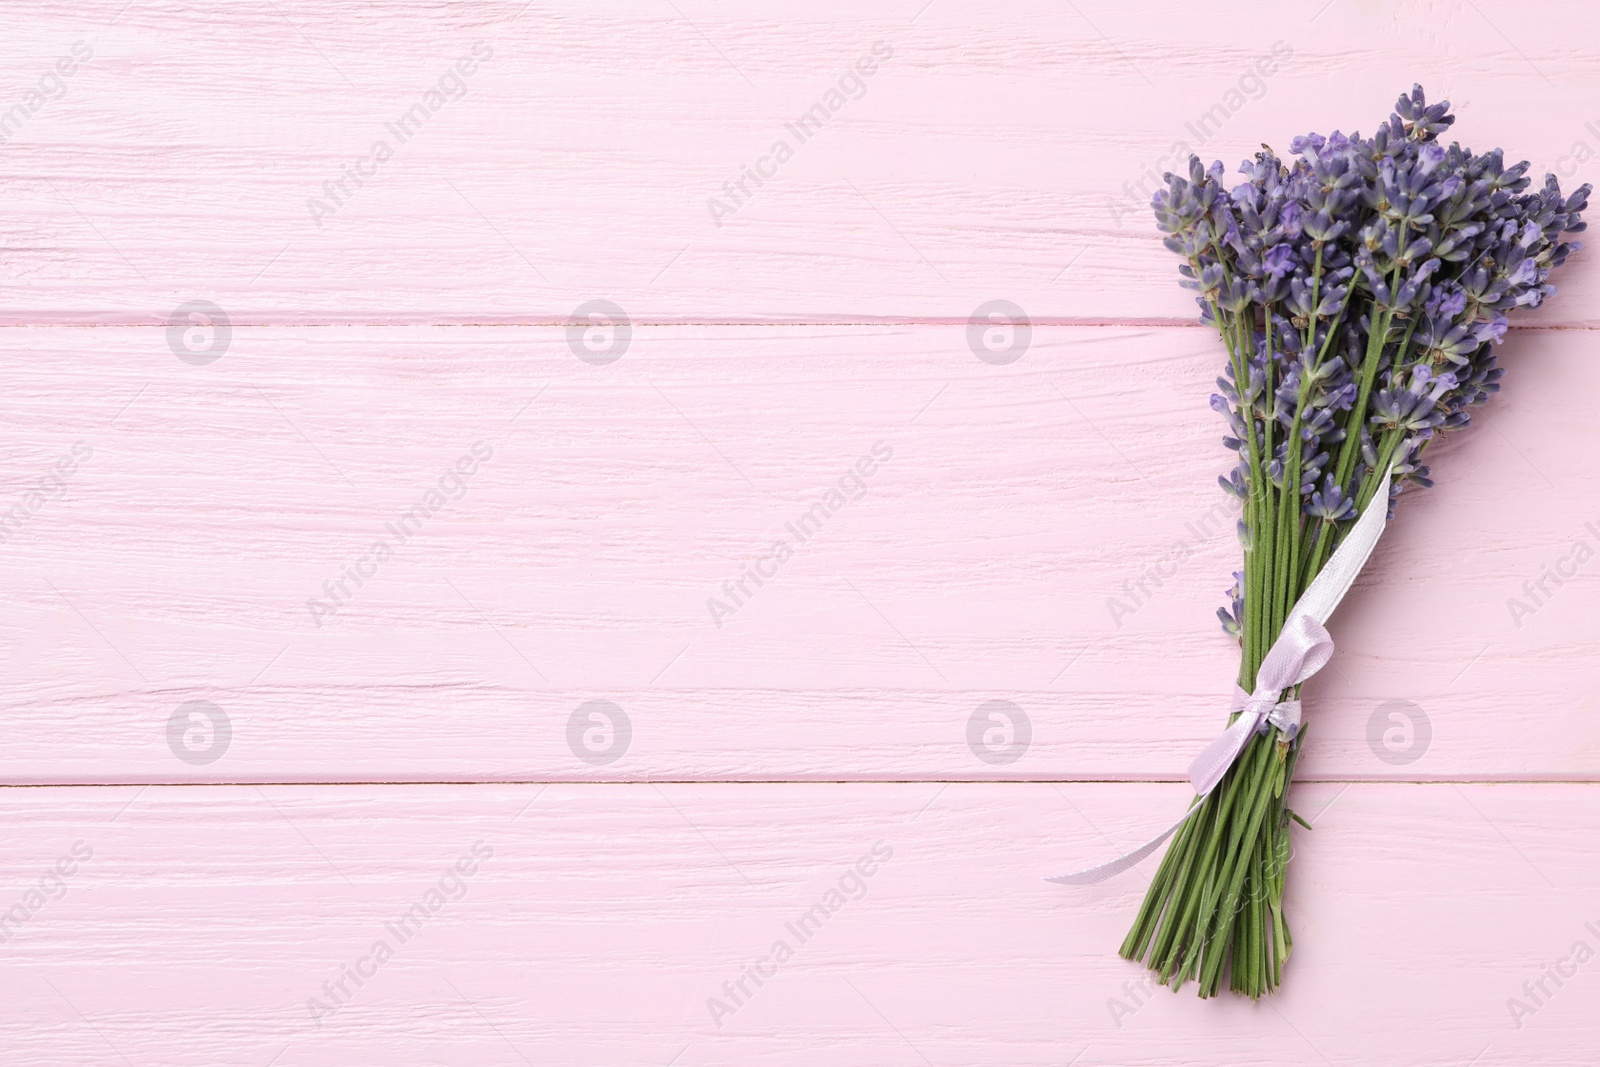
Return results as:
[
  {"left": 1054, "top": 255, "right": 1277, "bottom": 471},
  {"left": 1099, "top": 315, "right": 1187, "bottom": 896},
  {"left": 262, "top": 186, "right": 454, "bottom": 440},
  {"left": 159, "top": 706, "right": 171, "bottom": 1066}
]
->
[{"left": 1049, "top": 465, "right": 1394, "bottom": 886}]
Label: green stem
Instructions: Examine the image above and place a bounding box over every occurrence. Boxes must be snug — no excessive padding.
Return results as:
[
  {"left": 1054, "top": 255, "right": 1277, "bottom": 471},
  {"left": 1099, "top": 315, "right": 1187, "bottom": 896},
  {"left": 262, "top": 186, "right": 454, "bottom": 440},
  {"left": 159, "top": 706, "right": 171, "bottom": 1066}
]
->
[{"left": 1198, "top": 743, "right": 1287, "bottom": 995}]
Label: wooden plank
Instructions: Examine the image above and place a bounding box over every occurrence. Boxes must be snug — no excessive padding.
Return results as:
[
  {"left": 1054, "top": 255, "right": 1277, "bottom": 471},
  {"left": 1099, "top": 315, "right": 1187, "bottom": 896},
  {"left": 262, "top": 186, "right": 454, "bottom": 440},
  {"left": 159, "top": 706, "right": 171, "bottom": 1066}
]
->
[
  {"left": 3, "top": 323, "right": 1596, "bottom": 782},
  {"left": 5, "top": 1, "right": 1600, "bottom": 323},
  {"left": 0, "top": 781, "right": 1594, "bottom": 1064}
]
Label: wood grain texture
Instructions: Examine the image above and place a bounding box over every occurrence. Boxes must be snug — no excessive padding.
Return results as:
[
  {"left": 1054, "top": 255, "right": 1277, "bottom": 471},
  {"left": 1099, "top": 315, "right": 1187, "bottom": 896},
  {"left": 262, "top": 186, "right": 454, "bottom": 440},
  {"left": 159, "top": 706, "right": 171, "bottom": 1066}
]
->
[
  {"left": 7, "top": 0, "right": 1600, "bottom": 1054},
  {"left": 2, "top": 324, "right": 1596, "bottom": 782},
  {"left": 5, "top": 0, "right": 1600, "bottom": 322},
  {"left": 0, "top": 782, "right": 1596, "bottom": 1066}
]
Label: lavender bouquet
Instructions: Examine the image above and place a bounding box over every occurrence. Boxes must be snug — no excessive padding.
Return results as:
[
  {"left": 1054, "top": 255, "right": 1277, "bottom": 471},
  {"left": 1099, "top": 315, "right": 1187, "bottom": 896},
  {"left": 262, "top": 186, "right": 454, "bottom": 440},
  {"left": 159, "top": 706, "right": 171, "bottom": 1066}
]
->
[{"left": 1115, "top": 87, "right": 1588, "bottom": 997}]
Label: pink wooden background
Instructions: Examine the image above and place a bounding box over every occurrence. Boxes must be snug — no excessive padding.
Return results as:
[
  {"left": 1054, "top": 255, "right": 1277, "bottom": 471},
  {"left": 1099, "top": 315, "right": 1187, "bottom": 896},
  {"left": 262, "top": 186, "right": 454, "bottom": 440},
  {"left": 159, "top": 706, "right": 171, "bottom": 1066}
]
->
[{"left": 4, "top": 1, "right": 1599, "bottom": 1063}]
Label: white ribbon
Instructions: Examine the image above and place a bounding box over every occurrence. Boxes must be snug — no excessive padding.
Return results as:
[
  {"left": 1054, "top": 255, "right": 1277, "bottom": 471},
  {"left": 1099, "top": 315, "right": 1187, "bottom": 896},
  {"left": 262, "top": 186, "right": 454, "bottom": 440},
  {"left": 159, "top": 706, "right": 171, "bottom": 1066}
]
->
[{"left": 1048, "top": 464, "right": 1394, "bottom": 886}]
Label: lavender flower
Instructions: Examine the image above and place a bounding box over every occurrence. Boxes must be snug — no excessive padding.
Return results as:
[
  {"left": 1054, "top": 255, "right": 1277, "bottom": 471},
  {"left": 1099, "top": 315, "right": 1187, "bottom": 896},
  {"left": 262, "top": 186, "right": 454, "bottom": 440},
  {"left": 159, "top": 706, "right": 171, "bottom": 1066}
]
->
[
  {"left": 1305, "top": 477, "right": 1355, "bottom": 522},
  {"left": 1152, "top": 84, "right": 1588, "bottom": 638}
]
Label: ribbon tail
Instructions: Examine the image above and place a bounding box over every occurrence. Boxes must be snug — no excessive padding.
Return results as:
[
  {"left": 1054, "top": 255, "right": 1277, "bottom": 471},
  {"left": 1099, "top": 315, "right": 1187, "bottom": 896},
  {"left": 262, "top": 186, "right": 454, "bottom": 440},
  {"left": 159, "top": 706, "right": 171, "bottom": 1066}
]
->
[
  {"left": 1045, "top": 802, "right": 1200, "bottom": 886},
  {"left": 1047, "top": 712, "right": 1258, "bottom": 886},
  {"left": 1047, "top": 467, "right": 1396, "bottom": 888},
  {"left": 1188, "top": 710, "right": 1260, "bottom": 795}
]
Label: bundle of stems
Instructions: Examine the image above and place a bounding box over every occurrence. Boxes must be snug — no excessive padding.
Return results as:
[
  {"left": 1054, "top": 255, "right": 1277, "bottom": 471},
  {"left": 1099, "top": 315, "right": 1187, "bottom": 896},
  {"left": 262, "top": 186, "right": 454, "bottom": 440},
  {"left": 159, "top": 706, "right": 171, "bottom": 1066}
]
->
[{"left": 1122, "top": 86, "right": 1588, "bottom": 997}]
